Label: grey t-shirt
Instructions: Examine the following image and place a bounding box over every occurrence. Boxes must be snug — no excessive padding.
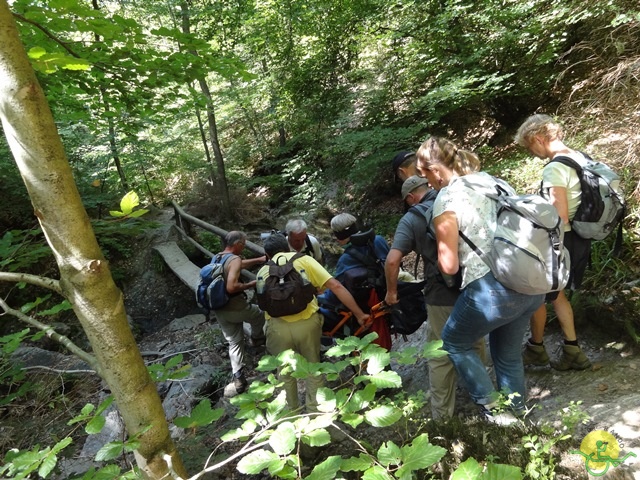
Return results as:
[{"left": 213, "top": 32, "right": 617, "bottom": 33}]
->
[{"left": 391, "top": 190, "right": 460, "bottom": 307}]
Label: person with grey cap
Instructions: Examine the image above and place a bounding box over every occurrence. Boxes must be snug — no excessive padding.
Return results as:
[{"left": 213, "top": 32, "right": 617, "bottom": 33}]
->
[
  {"left": 392, "top": 151, "right": 419, "bottom": 182},
  {"left": 386, "top": 176, "right": 485, "bottom": 419}
]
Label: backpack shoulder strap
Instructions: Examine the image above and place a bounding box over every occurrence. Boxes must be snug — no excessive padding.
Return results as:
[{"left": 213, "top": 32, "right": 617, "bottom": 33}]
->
[
  {"left": 547, "top": 155, "right": 584, "bottom": 175},
  {"left": 212, "top": 252, "right": 235, "bottom": 265},
  {"left": 303, "top": 235, "right": 313, "bottom": 256}
]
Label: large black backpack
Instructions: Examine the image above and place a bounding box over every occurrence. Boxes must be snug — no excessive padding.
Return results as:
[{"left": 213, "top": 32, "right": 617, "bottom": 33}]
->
[
  {"left": 342, "top": 229, "right": 386, "bottom": 308},
  {"left": 257, "top": 252, "right": 316, "bottom": 317}
]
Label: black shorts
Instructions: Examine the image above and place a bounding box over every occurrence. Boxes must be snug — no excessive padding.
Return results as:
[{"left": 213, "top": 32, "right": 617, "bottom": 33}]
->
[{"left": 545, "top": 230, "right": 591, "bottom": 302}]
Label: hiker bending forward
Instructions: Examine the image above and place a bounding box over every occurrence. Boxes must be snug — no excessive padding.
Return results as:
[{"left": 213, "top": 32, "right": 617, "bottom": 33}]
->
[
  {"left": 417, "top": 136, "right": 544, "bottom": 423},
  {"left": 385, "top": 176, "right": 485, "bottom": 419},
  {"left": 515, "top": 114, "right": 592, "bottom": 371},
  {"left": 258, "top": 234, "right": 369, "bottom": 412}
]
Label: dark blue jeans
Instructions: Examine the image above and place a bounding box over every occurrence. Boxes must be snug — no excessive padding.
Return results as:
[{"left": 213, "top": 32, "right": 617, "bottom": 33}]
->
[{"left": 442, "top": 272, "right": 544, "bottom": 410}]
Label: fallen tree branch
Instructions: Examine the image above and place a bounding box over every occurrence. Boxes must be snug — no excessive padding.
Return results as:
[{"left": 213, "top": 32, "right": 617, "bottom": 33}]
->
[{"left": 0, "top": 297, "right": 101, "bottom": 374}]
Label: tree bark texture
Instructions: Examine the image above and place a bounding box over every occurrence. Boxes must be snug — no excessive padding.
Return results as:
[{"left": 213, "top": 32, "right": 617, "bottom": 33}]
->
[{"left": 0, "top": 2, "right": 186, "bottom": 478}]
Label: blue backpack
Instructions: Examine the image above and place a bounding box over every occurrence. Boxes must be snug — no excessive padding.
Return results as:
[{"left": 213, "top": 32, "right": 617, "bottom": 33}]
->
[{"left": 196, "top": 253, "right": 234, "bottom": 311}]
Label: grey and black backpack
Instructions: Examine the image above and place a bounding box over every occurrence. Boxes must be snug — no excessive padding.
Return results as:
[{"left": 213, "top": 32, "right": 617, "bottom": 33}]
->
[{"left": 546, "top": 153, "right": 625, "bottom": 252}]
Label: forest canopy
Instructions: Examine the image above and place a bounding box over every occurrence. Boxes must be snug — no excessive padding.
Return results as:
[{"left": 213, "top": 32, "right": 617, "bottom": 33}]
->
[{"left": 1, "top": 0, "right": 638, "bottom": 229}]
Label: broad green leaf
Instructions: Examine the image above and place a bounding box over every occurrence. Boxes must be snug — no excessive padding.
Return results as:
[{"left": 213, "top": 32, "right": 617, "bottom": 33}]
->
[
  {"left": 451, "top": 457, "right": 483, "bottom": 479},
  {"left": 341, "top": 453, "right": 374, "bottom": 472},
  {"left": 174, "top": 399, "right": 223, "bottom": 429},
  {"left": 127, "top": 209, "right": 148, "bottom": 218},
  {"left": 191, "top": 399, "right": 224, "bottom": 425},
  {"left": 87, "top": 464, "right": 122, "bottom": 480},
  {"left": 304, "top": 455, "right": 342, "bottom": 480},
  {"left": 392, "top": 347, "right": 420, "bottom": 365},
  {"left": 265, "top": 391, "right": 288, "bottom": 423},
  {"left": 363, "top": 370, "right": 402, "bottom": 389},
  {"left": 377, "top": 441, "right": 402, "bottom": 467},
  {"left": 269, "top": 422, "right": 296, "bottom": 455},
  {"left": 236, "top": 449, "right": 281, "bottom": 475},
  {"left": 484, "top": 463, "right": 522, "bottom": 480},
  {"left": 28, "top": 47, "right": 47, "bottom": 59},
  {"left": 362, "top": 350, "right": 390, "bottom": 375},
  {"left": 39, "top": 300, "right": 72, "bottom": 315},
  {"left": 95, "top": 396, "right": 115, "bottom": 415},
  {"left": 306, "top": 413, "right": 334, "bottom": 432},
  {"left": 396, "top": 434, "right": 446, "bottom": 477},
  {"left": 423, "top": 340, "right": 449, "bottom": 359},
  {"left": 270, "top": 462, "right": 297, "bottom": 478},
  {"left": 364, "top": 405, "right": 402, "bottom": 427},
  {"left": 256, "top": 354, "right": 282, "bottom": 372},
  {"left": 38, "top": 453, "right": 58, "bottom": 478},
  {"left": 340, "top": 412, "right": 364, "bottom": 428},
  {"left": 302, "top": 428, "right": 331, "bottom": 447},
  {"left": 119, "top": 191, "right": 140, "bottom": 215},
  {"left": 220, "top": 418, "right": 259, "bottom": 441},
  {"left": 95, "top": 442, "right": 124, "bottom": 462},
  {"left": 316, "top": 387, "right": 337, "bottom": 412},
  {"left": 86, "top": 415, "right": 105, "bottom": 434},
  {"left": 362, "top": 464, "right": 394, "bottom": 479}
]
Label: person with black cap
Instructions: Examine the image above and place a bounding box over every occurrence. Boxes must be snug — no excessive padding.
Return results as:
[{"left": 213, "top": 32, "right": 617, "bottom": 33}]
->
[
  {"left": 385, "top": 176, "right": 485, "bottom": 419},
  {"left": 392, "top": 151, "right": 419, "bottom": 182},
  {"left": 316, "top": 213, "right": 390, "bottom": 337}
]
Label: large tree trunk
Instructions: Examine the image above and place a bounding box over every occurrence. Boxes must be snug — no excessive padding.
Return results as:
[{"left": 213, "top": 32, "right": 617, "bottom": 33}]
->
[
  {"left": 0, "top": 2, "right": 186, "bottom": 478},
  {"left": 179, "top": 0, "right": 232, "bottom": 218}
]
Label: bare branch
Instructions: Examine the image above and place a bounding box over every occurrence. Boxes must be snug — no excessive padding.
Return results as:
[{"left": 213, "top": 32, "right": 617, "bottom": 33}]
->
[
  {"left": 12, "top": 12, "right": 80, "bottom": 58},
  {"left": 0, "top": 297, "right": 101, "bottom": 374},
  {"left": 21, "top": 365, "right": 97, "bottom": 375},
  {"left": 0, "top": 271, "right": 61, "bottom": 294}
]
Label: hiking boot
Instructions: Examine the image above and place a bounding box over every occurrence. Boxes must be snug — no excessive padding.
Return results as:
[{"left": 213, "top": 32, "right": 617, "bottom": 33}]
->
[
  {"left": 551, "top": 344, "right": 592, "bottom": 371},
  {"left": 223, "top": 375, "right": 248, "bottom": 398},
  {"left": 522, "top": 341, "right": 550, "bottom": 366}
]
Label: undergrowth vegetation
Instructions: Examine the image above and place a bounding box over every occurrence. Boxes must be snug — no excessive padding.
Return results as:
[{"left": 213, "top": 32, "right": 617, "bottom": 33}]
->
[{"left": 0, "top": 333, "right": 590, "bottom": 479}]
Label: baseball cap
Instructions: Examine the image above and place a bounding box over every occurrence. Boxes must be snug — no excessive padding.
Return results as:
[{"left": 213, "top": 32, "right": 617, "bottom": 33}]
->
[
  {"left": 392, "top": 151, "right": 415, "bottom": 174},
  {"left": 401, "top": 175, "right": 428, "bottom": 199}
]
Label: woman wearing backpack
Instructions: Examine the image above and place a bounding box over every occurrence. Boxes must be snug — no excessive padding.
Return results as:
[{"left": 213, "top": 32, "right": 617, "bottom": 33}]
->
[
  {"left": 515, "top": 114, "right": 592, "bottom": 371},
  {"left": 416, "top": 136, "right": 544, "bottom": 424}
]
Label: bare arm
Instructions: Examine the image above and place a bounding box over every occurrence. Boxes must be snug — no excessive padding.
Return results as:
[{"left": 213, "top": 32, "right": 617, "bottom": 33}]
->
[
  {"left": 547, "top": 186, "right": 570, "bottom": 226},
  {"left": 225, "top": 257, "right": 256, "bottom": 294},
  {"left": 323, "top": 277, "right": 369, "bottom": 325},
  {"left": 384, "top": 248, "right": 404, "bottom": 305},
  {"left": 434, "top": 211, "right": 460, "bottom": 276},
  {"left": 241, "top": 255, "right": 267, "bottom": 268}
]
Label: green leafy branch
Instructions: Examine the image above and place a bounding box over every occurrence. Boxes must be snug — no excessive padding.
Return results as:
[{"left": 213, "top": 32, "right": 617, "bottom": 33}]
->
[{"left": 109, "top": 191, "right": 148, "bottom": 219}]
